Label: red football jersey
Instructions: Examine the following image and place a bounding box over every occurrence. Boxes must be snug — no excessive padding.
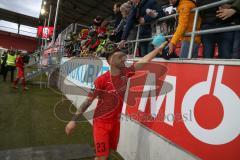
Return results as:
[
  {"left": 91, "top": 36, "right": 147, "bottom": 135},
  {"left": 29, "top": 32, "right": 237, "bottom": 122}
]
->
[
  {"left": 89, "top": 66, "right": 135, "bottom": 120},
  {"left": 16, "top": 56, "right": 24, "bottom": 69}
]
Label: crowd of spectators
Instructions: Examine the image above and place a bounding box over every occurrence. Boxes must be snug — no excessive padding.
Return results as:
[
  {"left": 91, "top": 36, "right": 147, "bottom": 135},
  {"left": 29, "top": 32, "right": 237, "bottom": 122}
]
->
[{"left": 63, "top": 0, "right": 240, "bottom": 59}]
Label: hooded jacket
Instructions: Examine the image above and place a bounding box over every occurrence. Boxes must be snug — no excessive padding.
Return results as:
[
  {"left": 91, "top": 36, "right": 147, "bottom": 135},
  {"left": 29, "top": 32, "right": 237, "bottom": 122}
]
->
[{"left": 171, "top": 0, "right": 201, "bottom": 45}]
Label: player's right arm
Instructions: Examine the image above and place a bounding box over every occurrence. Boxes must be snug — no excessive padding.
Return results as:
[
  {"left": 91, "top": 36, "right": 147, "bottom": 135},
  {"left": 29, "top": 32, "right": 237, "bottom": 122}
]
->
[
  {"left": 65, "top": 77, "right": 103, "bottom": 136},
  {"left": 134, "top": 41, "right": 168, "bottom": 70},
  {"left": 65, "top": 96, "right": 95, "bottom": 136}
]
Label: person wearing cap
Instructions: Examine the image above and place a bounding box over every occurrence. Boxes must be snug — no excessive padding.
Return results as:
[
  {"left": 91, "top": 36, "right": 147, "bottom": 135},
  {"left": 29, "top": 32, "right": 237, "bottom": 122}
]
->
[{"left": 65, "top": 40, "right": 168, "bottom": 160}]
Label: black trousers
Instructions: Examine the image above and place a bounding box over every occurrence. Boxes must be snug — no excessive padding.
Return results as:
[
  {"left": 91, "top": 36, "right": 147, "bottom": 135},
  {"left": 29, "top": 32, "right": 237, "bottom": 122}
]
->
[
  {"left": 3, "top": 65, "right": 16, "bottom": 82},
  {"left": 0, "top": 64, "right": 6, "bottom": 75}
]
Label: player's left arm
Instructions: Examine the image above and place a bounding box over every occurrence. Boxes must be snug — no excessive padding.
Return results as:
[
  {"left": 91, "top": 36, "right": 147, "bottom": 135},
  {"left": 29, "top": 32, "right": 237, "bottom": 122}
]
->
[{"left": 134, "top": 41, "right": 168, "bottom": 70}]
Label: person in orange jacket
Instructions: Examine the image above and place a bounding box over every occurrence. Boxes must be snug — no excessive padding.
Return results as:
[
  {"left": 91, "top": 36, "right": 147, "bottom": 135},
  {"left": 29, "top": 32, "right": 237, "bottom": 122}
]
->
[{"left": 168, "top": 0, "right": 201, "bottom": 58}]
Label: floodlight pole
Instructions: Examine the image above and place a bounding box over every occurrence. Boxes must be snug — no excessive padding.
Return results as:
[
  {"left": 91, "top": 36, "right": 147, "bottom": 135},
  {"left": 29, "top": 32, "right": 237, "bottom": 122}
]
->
[
  {"left": 51, "top": 0, "right": 61, "bottom": 44},
  {"left": 47, "top": 5, "right": 52, "bottom": 27},
  {"left": 45, "top": 4, "right": 52, "bottom": 48},
  {"left": 42, "top": 18, "right": 47, "bottom": 50}
]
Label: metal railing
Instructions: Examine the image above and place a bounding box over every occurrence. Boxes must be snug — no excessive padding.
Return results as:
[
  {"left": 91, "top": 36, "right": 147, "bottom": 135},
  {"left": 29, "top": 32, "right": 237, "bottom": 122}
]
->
[
  {"left": 130, "top": 0, "right": 240, "bottom": 63},
  {"left": 26, "top": 23, "right": 79, "bottom": 67},
  {"left": 30, "top": 0, "right": 240, "bottom": 66}
]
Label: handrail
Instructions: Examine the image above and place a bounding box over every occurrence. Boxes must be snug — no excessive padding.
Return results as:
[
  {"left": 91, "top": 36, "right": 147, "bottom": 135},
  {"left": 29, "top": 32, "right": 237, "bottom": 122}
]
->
[
  {"left": 128, "top": 0, "right": 238, "bottom": 60},
  {"left": 31, "top": 44, "right": 65, "bottom": 56},
  {"left": 125, "top": 25, "right": 240, "bottom": 44},
  {"left": 192, "top": 0, "right": 233, "bottom": 11},
  {"left": 32, "top": 0, "right": 239, "bottom": 65},
  {"left": 157, "top": 0, "right": 234, "bottom": 22}
]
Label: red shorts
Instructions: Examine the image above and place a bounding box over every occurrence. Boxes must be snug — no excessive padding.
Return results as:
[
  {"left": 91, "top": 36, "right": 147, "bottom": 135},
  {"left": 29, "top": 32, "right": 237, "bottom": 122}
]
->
[
  {"left": 17, "top": 68, "right": 24, "bottom": 78},
  {"left": 93, "top": 119, "right": 120, "bottom": 157}
]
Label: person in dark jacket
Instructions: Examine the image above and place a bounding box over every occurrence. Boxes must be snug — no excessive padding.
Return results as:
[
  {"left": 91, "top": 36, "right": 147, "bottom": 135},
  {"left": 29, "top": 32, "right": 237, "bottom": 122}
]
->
[
  {"left": 110, "top": 1, "right": 133, "bottom": 43},
  {"left": 197, "top": 0, "right": 236, "bottom": 59},
  {"left": 0, "top": 51, "right": 7, "bottom": 76},
  {"left": 119, "top": 0, "right": 165, "bottom": 56},
  {"left": 216, "top": 0, "right": 240, "bottom": 58},
  {"left": 113, "top": 2, "right": 123, "bottom": 29},
  {"left": 216, "top": 0, "right": 240, "bottom": 20}
]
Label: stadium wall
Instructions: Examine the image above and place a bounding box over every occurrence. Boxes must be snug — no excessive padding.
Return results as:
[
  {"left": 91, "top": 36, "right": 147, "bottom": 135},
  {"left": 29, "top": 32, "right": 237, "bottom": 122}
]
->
[
  {"left": 0, "top": 30, "right": 37, "bottom": 52},
  {"left": 58, "top": 57, "right": 240, "bottom": 160}
]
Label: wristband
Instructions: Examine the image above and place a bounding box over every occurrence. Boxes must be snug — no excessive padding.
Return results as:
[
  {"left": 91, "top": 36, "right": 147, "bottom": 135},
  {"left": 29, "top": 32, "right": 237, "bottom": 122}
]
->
[{"left": 71, "top": 114, "right": 81, "bottom": 122}]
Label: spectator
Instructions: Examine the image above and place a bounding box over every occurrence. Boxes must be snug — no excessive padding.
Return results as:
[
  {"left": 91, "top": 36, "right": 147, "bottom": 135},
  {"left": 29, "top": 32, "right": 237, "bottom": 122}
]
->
[
  {"left": 110, "top": 1, "right": 133, "bottom": 42},
  {"left": 168, "top": 0, "right": 201, "bottom": 58},
  {"left": 97, "top": 20, "right": 109, "bottom": 37},
  {"left": 0, "top": 51, "right": 7, "bottom": 76},
  {"left": 169, "top": 9, "right": 177, "bottom": 34},
  {"left": 81, "top": 16, "right": 103, "bottom": 53},
  {"left": 216, "top": 0, "right": 240, "bottom": 58},
  {"left": 197, "top": 0, "right": 235, "bottom": 59},
  {"left": 119, "top": 0, "right": 165, "bottom": 56},
  {"left": 113, "top": 2, "right": 123, "bottom": 28},
  {"left": 96, "top": 33, "right": 108, "bottom": 56},
  {"left": 3, "top": 50, "right": 17, "bottom": 82},
  {"left": 164, "top": 11, "right": 170, "bottom": 34}
]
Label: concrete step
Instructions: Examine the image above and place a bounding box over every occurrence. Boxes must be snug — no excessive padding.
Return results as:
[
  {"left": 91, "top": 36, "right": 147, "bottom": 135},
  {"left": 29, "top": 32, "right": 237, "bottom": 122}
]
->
[{"left": 0, "top": 144, "right": 95, "bottom": 160}]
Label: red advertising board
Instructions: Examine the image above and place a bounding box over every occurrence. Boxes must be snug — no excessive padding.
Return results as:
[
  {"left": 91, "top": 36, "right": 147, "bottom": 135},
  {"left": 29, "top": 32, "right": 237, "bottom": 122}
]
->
[{"left": 123, "top": 62, "right": 240, "bottom": 160}]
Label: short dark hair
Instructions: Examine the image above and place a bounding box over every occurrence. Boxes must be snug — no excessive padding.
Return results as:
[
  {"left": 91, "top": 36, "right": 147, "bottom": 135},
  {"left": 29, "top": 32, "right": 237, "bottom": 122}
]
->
[{"left": 93, "top": 16, "right": 103, "bottom": 26}]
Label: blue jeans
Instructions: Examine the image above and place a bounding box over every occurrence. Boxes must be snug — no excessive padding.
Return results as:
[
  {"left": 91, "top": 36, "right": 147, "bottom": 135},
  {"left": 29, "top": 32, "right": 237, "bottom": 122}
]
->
[
  {"left": 180, "top": 41, "right": 199, "bottom": 58},
  {"left": 201, "top": 24, "right": 234, "bottom": 59}
]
